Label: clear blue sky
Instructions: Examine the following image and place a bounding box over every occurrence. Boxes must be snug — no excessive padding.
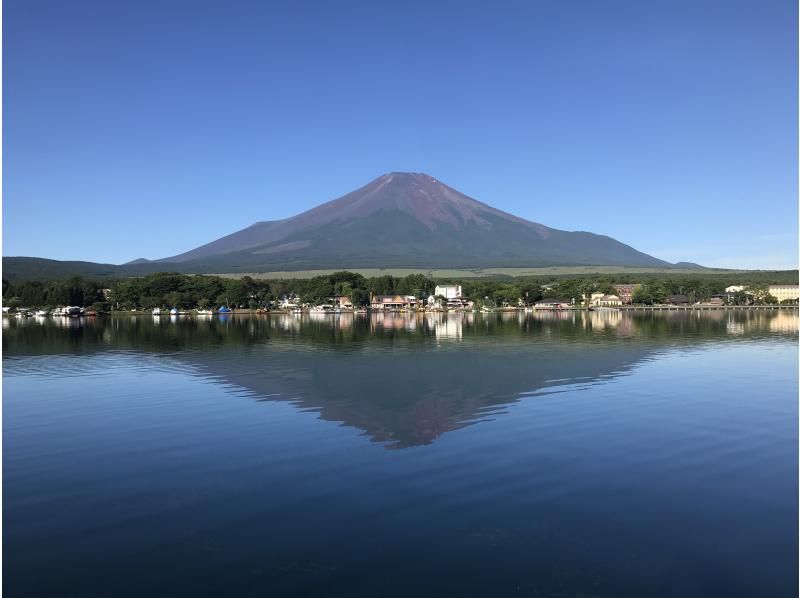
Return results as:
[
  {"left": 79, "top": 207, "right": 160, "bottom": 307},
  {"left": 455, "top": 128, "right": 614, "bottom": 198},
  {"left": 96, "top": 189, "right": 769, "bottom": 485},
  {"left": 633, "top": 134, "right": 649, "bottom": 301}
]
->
[{"left": 3, "top": 0, "right": 797, "bottom": 269}]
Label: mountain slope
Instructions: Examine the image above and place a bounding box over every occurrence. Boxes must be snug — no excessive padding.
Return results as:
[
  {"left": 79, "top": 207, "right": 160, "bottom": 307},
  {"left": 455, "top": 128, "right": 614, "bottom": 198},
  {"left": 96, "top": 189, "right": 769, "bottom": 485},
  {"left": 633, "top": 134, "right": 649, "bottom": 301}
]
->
[{"left": 161, "top": 172, "right": 670, "bottom": 270}]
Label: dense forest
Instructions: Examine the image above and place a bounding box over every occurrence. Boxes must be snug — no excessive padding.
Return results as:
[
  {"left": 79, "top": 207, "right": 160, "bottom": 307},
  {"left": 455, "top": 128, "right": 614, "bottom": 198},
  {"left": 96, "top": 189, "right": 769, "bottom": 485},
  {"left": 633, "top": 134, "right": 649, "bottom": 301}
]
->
[{"left": 2, "top": 269, "right": 797, "bottom": 310}]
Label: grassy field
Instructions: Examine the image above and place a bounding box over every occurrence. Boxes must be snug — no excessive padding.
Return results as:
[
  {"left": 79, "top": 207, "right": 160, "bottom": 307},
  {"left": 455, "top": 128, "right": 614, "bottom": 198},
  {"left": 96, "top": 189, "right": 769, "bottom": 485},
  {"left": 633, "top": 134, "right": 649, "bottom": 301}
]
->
[{"left": 210, "top": 266, "right": 764, "bottom": 280}]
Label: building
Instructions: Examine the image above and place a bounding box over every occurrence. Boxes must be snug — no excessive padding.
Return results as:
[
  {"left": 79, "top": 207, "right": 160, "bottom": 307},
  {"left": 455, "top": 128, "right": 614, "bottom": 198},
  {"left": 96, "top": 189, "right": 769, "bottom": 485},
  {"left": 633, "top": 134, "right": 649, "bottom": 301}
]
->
[
  {"left": 711, "top": 292, "right": 737, "bottom": 304},
  {"left": 331, "top": 295, "right": 353, "bottom": 308},
  {"left": 278, "top": 294, "right": 300, "bottom": 309},
  {"left": 767, "top": 285, "right": 799, "bottom": 303},
  {"left": 668, "top": 294, "right": 689, "bottom": 305},
  {"left": 435, "top": 285, "right": 462, "bottom": 299},
  {"left": 370, "top": 294, "right": 417, "bottom": 310},
  {"left": 590, "top": 293, "right": 622, "bottom": 307},
  {"left": 434, "top": 284, "right": 465, "bottom": 308},
  {"left": 535, "top": 298, "right": 572, "bottom": 309},
  {"left": 612, "top": 284, "right": 640, "bottom": 304}
]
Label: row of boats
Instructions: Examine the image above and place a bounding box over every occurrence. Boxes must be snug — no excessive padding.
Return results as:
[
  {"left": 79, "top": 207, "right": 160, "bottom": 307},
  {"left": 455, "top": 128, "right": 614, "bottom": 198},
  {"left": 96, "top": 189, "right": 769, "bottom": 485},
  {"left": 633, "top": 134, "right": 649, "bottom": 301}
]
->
[
  {"left": 10, "top": 306, "right": 97, "bottom": 318},
  {"left": 152, "top": 307, "right": 224, "bottom": 316}
]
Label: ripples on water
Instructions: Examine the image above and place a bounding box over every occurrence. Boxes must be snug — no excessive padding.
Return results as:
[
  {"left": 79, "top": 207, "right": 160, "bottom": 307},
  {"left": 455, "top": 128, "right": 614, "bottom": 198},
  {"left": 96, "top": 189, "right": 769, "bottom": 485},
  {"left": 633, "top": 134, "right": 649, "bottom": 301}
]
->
[{"left": 4, "top": 310, "right": 799, "bottom": 597}]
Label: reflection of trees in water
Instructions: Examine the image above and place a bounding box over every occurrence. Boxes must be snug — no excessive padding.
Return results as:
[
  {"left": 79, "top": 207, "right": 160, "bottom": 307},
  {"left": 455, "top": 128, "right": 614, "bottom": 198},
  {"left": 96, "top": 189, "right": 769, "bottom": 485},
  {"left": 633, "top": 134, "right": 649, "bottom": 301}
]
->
[
  {"left": 4, "top": 310, "right": 797, "bottom": 449},
  {"left": 4, "top": 310, "right": 798, "bottom": 357}
]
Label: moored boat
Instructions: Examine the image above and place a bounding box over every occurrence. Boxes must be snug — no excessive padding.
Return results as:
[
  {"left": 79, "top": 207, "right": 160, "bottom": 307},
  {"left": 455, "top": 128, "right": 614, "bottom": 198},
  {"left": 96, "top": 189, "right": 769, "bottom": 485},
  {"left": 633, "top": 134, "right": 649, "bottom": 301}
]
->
[{"left": 309, "top": 304, "right": 335, "bottom": 314}]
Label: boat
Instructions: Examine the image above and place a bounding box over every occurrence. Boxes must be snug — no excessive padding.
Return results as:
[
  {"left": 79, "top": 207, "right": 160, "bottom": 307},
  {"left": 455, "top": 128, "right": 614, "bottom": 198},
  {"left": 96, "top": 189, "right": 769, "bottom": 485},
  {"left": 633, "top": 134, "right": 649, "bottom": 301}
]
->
[
  {"left": 309, "top": 304, "right": 335, "bottom": 314},
  {"left": 35, "top": 310, "right": 49, "bottom": 317},
  {"left": 152, "top": 307, "right": 162, "bottom": 316},
  {"left": 217, "top": 306, "right": 232, "bottom": 314},
  {"left": 65, "top": 306, "right": 83, "bottom": 317},
  {"left": 83, "top": 309, "right": 97, "bottom": 317},
  {"left": 169, "top": 308, "right": 179, "bottom": 316},
  {"left": 195, "top": 309, "right": 213, "bottom": 316}
]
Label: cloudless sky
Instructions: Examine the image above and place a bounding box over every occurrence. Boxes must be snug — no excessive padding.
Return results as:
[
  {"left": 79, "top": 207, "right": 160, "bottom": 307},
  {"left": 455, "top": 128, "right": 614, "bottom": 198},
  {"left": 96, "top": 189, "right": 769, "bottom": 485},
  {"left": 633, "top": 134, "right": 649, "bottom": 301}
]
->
[{"left": 3, "top": 0, "right": 797, "bottom": 268}]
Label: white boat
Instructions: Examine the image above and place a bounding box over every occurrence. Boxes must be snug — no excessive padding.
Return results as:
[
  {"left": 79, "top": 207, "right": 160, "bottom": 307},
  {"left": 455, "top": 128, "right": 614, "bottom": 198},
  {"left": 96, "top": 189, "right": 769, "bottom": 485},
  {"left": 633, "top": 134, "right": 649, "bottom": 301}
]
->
[
  {"left": 195, "top": 309, "right": 213, "bottom": 316},
  {"left": 309, "top": 304, "right": 335, "bottom": 314},
  {"left": 35, "top": 310, "right": 49, "bottom": 317},
  {"left": 152, "top": 308, "right": 162, "bottom": 315},
  {"left": 169, "top": 308, "right": 179, "bottom": 315}
]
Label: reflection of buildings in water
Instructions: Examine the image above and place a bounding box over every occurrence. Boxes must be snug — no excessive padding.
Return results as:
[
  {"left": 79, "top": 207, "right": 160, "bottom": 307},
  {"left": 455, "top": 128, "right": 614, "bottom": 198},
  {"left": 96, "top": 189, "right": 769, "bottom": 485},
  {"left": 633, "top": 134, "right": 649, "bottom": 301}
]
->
[
  {"left": 726, "top": 315, "right": 745, "bottom": 336},
  {"left": 55, "top": 317, "right": 82, "bottom": 329},
  {"left": 768, "top": 311, "right": 800, "bottom": 333},
  {"left": 308, "top": 312, "right": 337, "bottom": 324},
  {"left": 370, "top": 312, "right": 418, "bottom": 332},
  {"left": 532, "top": 310, "right": 577, "bottom": 323},
  {"left": 334, "top": 314, "right": 354, "bottom": 331},
  {"left": 273, "top": 315, "right": 303, "bottom": 333},
  {"left": 2, "top": 317, "right": 9, "bottom": 330},
  {"left": 589, "top": 310, "right": 621, "bottom": 331},
  {"left": 432, "top": 314, "right": 463, "bottom": 341}
]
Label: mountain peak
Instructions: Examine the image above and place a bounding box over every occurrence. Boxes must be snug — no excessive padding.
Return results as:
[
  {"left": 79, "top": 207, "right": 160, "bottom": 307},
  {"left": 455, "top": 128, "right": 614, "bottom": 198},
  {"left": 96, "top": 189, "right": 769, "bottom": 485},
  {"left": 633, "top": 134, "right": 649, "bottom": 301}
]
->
[{"left": 159, "top": 172, "right": 671, "bottom": 270}]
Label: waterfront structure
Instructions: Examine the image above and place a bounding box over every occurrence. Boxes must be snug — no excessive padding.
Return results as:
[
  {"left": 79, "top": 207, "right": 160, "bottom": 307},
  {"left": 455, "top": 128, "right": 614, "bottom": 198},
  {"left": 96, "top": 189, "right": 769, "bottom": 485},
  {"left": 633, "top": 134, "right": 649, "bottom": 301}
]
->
[
  {"left": 668, "top": 294, "right": 689, "bottom": 305},
  {"left": 535, "top": 298, "right": 572, "bottom": 309},
  {"left": 279, "top": 294, "right": 301, "bottom": 309},
  {"left": 711, "top": 292, "right": 737, "bottom": 304},
  {"left": 434, "top": 285, "right": 465, "bottom": 308},
  {"left": 370, "top": 294, "right": 417, "bottom": 310},
  {"left": 590, "top": 293, "right": 622, "bottom": 307},
  {"left": 767, "top": 285, "right": 799, "bottom": 303},
  {"left": 332, "top": 295, "right": 353, "bottom": 308},
  {"left": 612, "top": 284, "right": 640, "bottom": 304}
]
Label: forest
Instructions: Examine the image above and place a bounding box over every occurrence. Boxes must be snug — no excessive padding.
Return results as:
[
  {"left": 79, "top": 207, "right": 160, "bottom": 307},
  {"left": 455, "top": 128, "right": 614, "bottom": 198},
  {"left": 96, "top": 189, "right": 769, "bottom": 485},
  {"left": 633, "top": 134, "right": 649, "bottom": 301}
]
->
[{"left": 3, "top": 270, "right": 797, "bottom": 310}]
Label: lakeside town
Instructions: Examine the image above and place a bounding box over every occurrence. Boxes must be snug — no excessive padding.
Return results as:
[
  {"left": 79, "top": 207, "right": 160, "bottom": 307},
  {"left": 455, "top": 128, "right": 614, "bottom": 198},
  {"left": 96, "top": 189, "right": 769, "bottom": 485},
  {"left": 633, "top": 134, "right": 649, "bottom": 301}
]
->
[{"left": 2, "top": 271, "right": 798, "bottom": 318}]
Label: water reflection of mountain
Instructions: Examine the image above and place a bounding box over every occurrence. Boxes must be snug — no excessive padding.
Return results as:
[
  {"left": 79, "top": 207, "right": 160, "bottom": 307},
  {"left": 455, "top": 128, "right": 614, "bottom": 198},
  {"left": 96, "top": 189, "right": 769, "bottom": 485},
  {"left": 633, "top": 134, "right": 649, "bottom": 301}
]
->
[{"left": 4, "top": 311, "right": 798, "bottom": 448}]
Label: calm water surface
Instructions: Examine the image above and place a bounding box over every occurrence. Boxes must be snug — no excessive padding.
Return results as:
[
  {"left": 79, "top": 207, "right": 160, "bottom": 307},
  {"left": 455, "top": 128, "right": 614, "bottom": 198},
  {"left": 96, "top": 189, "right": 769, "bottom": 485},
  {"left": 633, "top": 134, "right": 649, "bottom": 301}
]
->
[{"left": 4, "top": 310, "right": 798, "bottom": 597}]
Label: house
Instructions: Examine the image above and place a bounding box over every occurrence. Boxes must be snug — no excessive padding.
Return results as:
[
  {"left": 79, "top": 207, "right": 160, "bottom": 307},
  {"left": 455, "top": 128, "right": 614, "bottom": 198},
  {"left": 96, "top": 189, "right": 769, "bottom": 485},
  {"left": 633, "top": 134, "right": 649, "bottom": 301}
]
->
[
  {"left": 434, "top": 285, "right": 465, "bottom": 308},
  {"left": 332, "top": 295, "right": 353, "bottom": 308},
  {"left": 535, "top": 298, "right": 572, "bottom": 309},
  {"left": 767, "top": 285, "right": 799, "bottom": 303},
  {"left": 711, "top": 292, "right": 737, "bottom": 305},
  {"left": 612, "top": 284, "right": 640, "bottom": 304},
  {"left": 278, "top": 294, "right": 300, "bottom": 309},
  {"left": 668, "top": 294, "right": 689, "bottom": 305},
  {"left": 590, "top": 293, "right": 622, "bottom": 307},
  {"left": 370, "top": 294, "right": 417, "bottom": 310}
]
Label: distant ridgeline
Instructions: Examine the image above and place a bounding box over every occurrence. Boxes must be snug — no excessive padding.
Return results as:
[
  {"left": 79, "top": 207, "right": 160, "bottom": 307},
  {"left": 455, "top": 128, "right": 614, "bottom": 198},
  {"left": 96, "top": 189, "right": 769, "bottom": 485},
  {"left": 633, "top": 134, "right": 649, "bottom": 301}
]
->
[{"left": 3, "top": 270, "right": 798, "bottom": 311}]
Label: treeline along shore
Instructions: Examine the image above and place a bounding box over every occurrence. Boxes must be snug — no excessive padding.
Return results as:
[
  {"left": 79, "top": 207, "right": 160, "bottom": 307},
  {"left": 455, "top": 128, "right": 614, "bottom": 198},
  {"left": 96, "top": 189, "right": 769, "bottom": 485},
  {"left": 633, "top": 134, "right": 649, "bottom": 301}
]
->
[{"left": 3, "top": 270, "right": 798, "bottom": 312}]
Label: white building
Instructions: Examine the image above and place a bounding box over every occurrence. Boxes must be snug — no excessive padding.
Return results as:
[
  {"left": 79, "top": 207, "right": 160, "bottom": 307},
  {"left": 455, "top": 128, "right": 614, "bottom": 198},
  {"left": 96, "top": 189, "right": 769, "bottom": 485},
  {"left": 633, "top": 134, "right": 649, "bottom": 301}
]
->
[
  {"left": 435, "top": 285, "right": 462, "bottom": 300},
  {"left": 589, "top": 292, "right": 622, "bottom": 307},
  {"left": 434, "top": 285, "right": 464, "bottom": 308},
  {"left": 768, "top": 285, "right": 799, "bottom": 303}
]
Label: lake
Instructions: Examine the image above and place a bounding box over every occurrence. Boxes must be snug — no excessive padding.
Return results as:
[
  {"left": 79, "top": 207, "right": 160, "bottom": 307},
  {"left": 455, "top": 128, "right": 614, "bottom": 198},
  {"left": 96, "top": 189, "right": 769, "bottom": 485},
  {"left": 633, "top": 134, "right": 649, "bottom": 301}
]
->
[{"left": 4, "top": 310, "right": 798, "bottom": 597}]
